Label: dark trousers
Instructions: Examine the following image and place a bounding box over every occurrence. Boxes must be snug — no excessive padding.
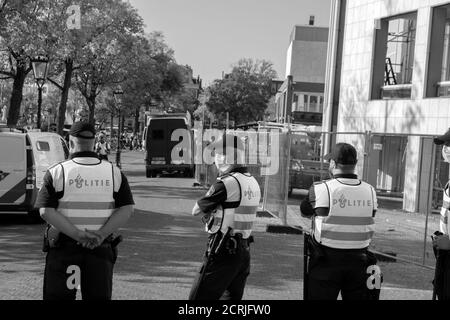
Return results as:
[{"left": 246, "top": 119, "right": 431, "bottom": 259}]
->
[
  {"left": 434, "top": 250, "right": 450, "bottom": 300},
  {"left": 98, "top": 154, "right": 108, "bottom": 161},
  {"left": 43, "top": 239, "right": 115, "bottom": 300},
  {"left": 307, "top": 246, "right": 379, "bottom": 300},
  {"left": 189, "top": 243, "right": 250, "bottom": 300}
]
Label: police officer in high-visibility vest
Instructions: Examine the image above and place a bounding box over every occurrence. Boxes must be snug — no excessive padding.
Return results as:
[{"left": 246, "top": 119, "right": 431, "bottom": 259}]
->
[
  {"left": 35, "top": 122, "right": 134, "bottom": 300},
  {"left": 432, "top": 128, "right": 450, "bottom": 299},
  {"left": 189, "top": 134, "right": 261, "bottom": 300},
  {"left": 300, "top": 143, "right": 380, "bottom": 300}
]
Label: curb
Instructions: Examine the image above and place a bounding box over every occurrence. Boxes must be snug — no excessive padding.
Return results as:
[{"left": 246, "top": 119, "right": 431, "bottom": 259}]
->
[{"left": 266, "top": 225, "right": 304, "bottom": 235}]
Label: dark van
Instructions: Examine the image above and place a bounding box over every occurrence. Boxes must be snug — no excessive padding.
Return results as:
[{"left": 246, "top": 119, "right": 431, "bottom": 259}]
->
[{"left": 144, "top": 113, "right": 194, "bottom": 178}]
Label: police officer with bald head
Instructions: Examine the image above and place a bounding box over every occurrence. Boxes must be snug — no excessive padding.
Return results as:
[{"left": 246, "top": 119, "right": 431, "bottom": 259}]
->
[
  {"left": 189, "top": 134, "right": 261, "bottom": 300},
  {"left": 300, "top": 143, "right": 380, "bottom": 300},
  {"left": 36, "top": 122, "right": 134, "bottom": 300}
]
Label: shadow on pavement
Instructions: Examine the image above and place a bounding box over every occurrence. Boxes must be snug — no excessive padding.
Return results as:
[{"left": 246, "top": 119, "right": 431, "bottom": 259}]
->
[
  {"left": 131, "top": 185, "right": 204, "bottom": 200},
  {"left": 115, "top": 209, "right": 304, "bottom": 292},
  {"left": 0, "top": 215, "right": 45, "bottom": 274},
  {"left": 123, "top": 169, "right": 194, "bottom": 179}
]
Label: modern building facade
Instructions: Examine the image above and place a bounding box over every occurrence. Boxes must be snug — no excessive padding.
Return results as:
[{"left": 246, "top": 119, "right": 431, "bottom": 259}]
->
[
  {"left": 275, "top": 24, "right": 329, "bottom": 125},
  {"left": 323, "top": 0, "right": 450, "bottom": 213}
]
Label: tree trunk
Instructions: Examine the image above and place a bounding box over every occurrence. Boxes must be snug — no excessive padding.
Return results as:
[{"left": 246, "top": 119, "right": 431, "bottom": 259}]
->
[
  {"left": 85, "top": 81, "right": 97, "bottom": 126},
  {"left": 57, "top": 58, "right": 74, "bottom": 136},
  {"left": 110, "top": 113, "right": 114, "bottom": 137},
  {"left": 7, "top": 63, "right": 28, "bottom": 127},
  {"left": 87, "top": 96, "right": 96, "bottom": 126},
  {"left": 134, "top": 106, "right": 139, "bottom": 135}
]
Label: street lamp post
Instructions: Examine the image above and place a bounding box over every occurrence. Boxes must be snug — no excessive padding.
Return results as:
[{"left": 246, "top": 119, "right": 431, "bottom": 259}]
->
[
  {"left": 31, "top": 55, "right": 49, "bottom": 130},
  {"left": 113, "top": 87, "right": 124, "bottom": 168}
]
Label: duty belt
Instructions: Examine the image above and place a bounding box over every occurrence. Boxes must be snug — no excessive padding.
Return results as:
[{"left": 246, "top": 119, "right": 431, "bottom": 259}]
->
[
  {"left": 232, "top": 235, "right": 254, "bottom": 248},
  {"left": 57, "top": 233, "right": 116, "bottom": 247}
]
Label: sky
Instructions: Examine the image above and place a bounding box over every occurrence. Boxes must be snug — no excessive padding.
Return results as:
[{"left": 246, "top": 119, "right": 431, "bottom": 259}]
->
[{"left": 128, "top": 0, "right": 331, "bottom": 86}]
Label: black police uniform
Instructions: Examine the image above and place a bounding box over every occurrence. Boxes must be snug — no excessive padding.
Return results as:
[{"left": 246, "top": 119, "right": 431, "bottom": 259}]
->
[
  {"left": 432, "top": 129, "right": 450, "bottom": 299},
  {"left": 189, "top": 166, "right": 260, "bottom": 300},
  {"left": 36, "top": 151, "right": 134, "bottom": 300},
  {"left": 300, "top": 172, "right": 379, "bottom": 300}
]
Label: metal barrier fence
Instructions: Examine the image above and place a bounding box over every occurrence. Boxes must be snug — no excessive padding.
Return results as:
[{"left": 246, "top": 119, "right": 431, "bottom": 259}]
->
[
  {"left": 260, "top": 130, "right": 441, "bottom": 269},
  {"left": 193, "top": 128, "right": 443, "bottom": 269}
]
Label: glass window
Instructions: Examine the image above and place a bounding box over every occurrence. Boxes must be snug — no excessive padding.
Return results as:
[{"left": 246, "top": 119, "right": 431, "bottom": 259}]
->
[
  {"left": 385, "top": 16, "right": 416, "bottom": 85},
  {"left": 427, "top": 4, "right": 450, "bottom": 97},
  {"left": 371, "top": 12, "right": 417, "bottom": 100},
  {"left": 292, "top": 94, "right": 299, "bottom": 112},
  {"left": 309, "top": 96, "right": 318, "bottom": 112},
  {"left": 441, "top": 20, "right": 450, "bottom": 82},
  {"left": 298, "top": 94, "right": 306, "bottom": 112},
  {"left": 36, "top": 141, "right": 50, "bottom": 151}
]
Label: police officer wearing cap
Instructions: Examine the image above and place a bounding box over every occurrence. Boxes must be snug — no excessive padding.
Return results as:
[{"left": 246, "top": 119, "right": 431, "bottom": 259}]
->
[
  {"left": 36, "top": 121, "right": 134, "bottom": 300},
  {"left": 432, "top": 129, "right": 450, "bottom": 299},
  {"left": 189, "top": 134, "right": 261, "bottom": 300},
  {"left": 300, "top": 143, "right": 380, "bottom": 300}
]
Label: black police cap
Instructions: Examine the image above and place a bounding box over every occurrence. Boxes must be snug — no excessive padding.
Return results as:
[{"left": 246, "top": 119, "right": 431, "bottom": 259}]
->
[{"left": 69, "top": 121, "right": 96, "bottom": 139}]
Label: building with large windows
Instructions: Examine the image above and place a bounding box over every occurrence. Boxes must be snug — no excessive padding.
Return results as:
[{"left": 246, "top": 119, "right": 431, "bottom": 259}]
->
[
  {"left": 323, "top": 0, "right": 450, "bottom": 213},
  {"left": 275, "top": 24, "right": 329, "bottom": 125}
]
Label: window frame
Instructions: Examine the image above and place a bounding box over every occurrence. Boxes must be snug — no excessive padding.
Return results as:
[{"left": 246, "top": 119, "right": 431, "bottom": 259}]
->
[
  {"left": 371, "top": 11, "right": 418, "bottom": 100},
  {"left": 426, "top": 4, "right": 450, "bottom": 98}
]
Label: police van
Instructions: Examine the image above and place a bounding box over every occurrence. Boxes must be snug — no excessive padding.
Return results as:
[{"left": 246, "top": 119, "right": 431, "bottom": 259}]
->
[
  {"left": 144, "top": 113, "right": 194, "bottom": 178},
  {"left": 0, "top": 130, "right": 68, "bottom": 219}
]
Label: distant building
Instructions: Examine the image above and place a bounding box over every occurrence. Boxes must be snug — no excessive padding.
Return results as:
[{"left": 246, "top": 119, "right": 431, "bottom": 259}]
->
[
  {"left": 179, "top": 65, "right": 203, "bottom": 99},
  {"left": 275, "top": 24, "right": 329, "bottom": 125}
]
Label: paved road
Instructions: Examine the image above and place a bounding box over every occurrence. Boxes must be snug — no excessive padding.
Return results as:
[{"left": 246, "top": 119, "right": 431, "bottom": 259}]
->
[{"left": 0, "top": 151, "right": 433, "bottom": 300}]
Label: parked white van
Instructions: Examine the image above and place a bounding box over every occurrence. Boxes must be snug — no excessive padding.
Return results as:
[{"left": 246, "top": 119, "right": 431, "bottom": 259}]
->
[{"left": 0, "top": 130, "right": 68, "bottom": 219}]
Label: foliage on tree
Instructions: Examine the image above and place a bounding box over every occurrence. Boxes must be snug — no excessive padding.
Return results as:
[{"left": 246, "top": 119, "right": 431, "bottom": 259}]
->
[
  {"left": 206, "top": 58, "right": 277, "bottom": 125},
  {"left": 0, "top": 0, "right": 198, "bottom": 133}
]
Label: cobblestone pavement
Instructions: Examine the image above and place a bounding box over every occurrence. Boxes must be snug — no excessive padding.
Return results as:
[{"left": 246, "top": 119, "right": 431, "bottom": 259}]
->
[{"left": 0, "top": 151, "right": 434, "bottom": 300}]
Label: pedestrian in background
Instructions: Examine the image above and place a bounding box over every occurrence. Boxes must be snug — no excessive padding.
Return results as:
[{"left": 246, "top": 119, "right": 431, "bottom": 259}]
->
[
  {"left": 36, "top": 122, "right": 135, "bottom": 300},
  {"left": 300, "top": 143, "right": 381, "bottom": 300},
  {"left": 95, "top": 133, "right": 111, "bottom": 161},
  {"left": 189, "top": 134, "right": 261, "bottom": 300}
]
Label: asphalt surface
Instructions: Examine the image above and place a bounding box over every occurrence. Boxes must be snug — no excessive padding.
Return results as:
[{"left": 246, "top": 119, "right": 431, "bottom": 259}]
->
[{"left": 0, "top": 151, "right": 434, "bottom": 300}]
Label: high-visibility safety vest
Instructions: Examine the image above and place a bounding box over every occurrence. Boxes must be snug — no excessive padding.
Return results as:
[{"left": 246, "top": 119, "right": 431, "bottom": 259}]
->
[
  {"left": 49, "top": 157, "right": 121, "bottom": 231},
  {"left": 440, "top": 182, "right": 450, "bottom": 235},
  {"left": 218, "top": 172, "right": 261, "bottom": 239},
  {"left": 313, "top": 178, "right": 376, "bottom": 249}
]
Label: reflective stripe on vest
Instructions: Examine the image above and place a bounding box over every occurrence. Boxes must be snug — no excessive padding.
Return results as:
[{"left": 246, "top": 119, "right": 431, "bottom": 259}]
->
[
  {"left": 313, "top": 179, "right": 375, "bottom": 249},
  {"left": 220, "top": 172, "right": 261, "bottom": 239},
  {"left": 441, "top": 183, "right": 450, "bottom": 235},
  {"left": 58, "top": 159, "right": 116, "bottom": 231}
]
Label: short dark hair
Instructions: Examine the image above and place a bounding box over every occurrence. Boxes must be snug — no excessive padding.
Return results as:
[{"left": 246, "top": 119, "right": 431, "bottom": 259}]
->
[{"left": 325, "top": 143, "right": 357, "bottom": 165}]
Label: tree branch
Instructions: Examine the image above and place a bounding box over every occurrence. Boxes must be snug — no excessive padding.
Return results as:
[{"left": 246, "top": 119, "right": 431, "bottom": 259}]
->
[
  {"left": 0, "top": 70, "right": 13, "bottom": 77},
  {"left": 0, "top": 0, "right": 8, "bottom": 14},
  {"left": 47, "top": 78, "right": 63, "bottom": 91}
]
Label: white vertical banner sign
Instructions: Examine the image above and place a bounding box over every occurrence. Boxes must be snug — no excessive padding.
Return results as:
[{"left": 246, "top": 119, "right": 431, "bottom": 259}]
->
[{"left": 66, "top": 5, "right": 81, "bottom": 30}]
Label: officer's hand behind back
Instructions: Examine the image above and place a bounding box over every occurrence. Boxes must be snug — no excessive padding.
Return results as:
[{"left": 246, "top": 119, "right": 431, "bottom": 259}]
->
[{"left": 77, "top": 230, "right": 103, "bottom": 249}]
